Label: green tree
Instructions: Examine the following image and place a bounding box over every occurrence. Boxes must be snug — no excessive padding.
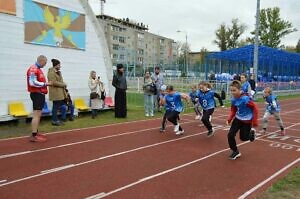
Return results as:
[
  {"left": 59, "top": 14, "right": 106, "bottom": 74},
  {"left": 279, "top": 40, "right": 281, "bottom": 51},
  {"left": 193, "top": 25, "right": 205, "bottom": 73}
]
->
[
  {"left": 214, "top": 19, "right": 246, "bottom": 51},
  {"left": 251, "top": 7, "right": 297, "bottom": 48},
  {"left": 296, "top": 39, "right": 300, "bottom": 53}
]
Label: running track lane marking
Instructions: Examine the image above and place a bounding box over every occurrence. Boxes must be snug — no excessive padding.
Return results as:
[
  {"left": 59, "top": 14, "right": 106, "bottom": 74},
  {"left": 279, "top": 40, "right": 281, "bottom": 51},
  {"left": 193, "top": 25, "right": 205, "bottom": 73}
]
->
[
  {"left": 0, "top": 119, "right": 204, "bottom": 159},
  {"left": 85, "top": 123, "right": 299, "bottom": 199},
  {"left": 258, "top": 139, "right": 300, "bottom": 149},
  {"left": 0, "top": 113, "right": 229, "bottom": 159},
  {"left": 0, "top": 180, "right": 7, "bottom": 184},
  {"left": 1, "top": 99, "right": 299, "bottom": 142},
  {"left": 238, "top": 157, "right": 300, "bottom": 199},
  {"left": 0, "top": 126, "right": 226, "bottom": 187}
]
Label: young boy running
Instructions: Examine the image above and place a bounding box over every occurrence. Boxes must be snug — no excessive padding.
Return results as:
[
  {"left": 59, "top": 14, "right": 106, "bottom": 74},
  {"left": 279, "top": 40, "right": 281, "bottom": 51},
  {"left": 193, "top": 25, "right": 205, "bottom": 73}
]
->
[
  {"left": 226, "top": 80, "right": 258, "bottom": 160},
  {"left": 197, "top": 82, "right": 224, "bottom": 137},
  {"left": 262, "top": 86, "right": 285, "bottom": 135},
  {"left": 189, "top": 85, "right": 202, "bottom": 120},
  {"left": 240, "top": 73, "right": 252, "bottom": 96},
  {"left": 161, "top": 85, "right": 189, "bottom": 135}
]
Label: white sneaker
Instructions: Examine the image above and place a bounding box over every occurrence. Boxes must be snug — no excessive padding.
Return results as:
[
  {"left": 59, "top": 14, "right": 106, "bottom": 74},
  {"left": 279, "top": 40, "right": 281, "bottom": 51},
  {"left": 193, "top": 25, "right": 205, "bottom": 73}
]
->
[
  {"left": 174, "top": 123, "right": 180, "bottom": 132},
  {"left": 176, "top": 130, "right": 184, "bottom": 135},
  {"left": 145, "top": 114, "right": 149, "bottom": 117},
  {"left": 150, "top": 113, "right": 154, "bottom": 117},
  {"left": 195, "top": 115, "right": 200, "bottom": 120}
]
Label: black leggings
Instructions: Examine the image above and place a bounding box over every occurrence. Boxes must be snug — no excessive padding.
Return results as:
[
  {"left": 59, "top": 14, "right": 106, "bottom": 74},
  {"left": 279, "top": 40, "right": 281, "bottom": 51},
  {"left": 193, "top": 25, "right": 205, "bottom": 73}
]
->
[
  {"left": 227, "top": 118, "right": 251, "bottom": 152},
  {"left": 166, "top": 110, "right": 183, "bottom": 130},
  {"left": 201, "top": 108, "right": 214, "bottom": 131}
]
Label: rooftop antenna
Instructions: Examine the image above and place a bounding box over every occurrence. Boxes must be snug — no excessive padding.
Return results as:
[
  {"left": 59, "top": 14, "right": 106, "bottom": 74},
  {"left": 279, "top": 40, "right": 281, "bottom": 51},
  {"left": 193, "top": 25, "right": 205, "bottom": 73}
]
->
[{"left": 100, "top": 0, "right": 106, "bottom": 15}]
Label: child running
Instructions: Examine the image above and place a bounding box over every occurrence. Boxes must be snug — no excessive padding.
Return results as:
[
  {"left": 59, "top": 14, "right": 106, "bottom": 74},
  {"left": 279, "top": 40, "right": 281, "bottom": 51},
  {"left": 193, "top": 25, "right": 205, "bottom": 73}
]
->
[
  {"left": 226, "top": 80, "right": 258, "bottom": 160},
  {"left": 161, "top": 85, "right": 189, "bottom": 135},
  {"left": 159, "top": 85, "right": 168, "bottom": 132},
  {"left": 197, "top": 81, "right": 224, "bottom": 137},
  {"left": 240, "top": 73, "right": 252, "bottom": 96},
  {"left": 189, "top": 85, "right": 202, "bottom": 120},
  {"left": 262, "top": 86, "right": 285, "bottom": 135}
]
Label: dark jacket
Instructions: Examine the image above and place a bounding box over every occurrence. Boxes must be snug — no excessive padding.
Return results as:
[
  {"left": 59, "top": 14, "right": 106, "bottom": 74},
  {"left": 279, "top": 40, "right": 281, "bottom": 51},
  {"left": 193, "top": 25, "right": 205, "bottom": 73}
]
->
[{"left": 112, "top": 72, "right": 127, "bottom": 90}]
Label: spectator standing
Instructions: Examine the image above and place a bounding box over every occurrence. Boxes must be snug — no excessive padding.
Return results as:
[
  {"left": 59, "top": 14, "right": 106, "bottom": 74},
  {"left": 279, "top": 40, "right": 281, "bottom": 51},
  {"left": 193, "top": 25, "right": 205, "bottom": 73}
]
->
[
  {"left": 151, "top": 66, "right": 164, "bottom": 112},
  {"left": 112, "top": 64, "right": 127, "bottom": 118},
  {"left": 88, "top": 71, "right": 104, "bottom": 119},
  {"left": 143, "top": 70, "right": 155, "bottom": 117}
]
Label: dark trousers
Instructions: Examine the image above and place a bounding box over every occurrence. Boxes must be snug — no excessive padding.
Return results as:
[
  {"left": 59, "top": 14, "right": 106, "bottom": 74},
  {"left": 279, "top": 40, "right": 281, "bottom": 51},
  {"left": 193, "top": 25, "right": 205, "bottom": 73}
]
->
[
  {"left": 201, "top": 108, "right": 214, "bottom": 131},
  {"left": 227, "top": 118, "right": 251, "bottom": 152},
  {"left": 52, "top": 100, "right": 67, "bottom": 122},
  {"left": 161, "top": 112, "right": 167, "bottom": 129},
  {"left": 166, "top": 110, "right": 182, "bottom": 131},
  {"left": 115, "top": 89, "right": 127, "bottom": 118}
]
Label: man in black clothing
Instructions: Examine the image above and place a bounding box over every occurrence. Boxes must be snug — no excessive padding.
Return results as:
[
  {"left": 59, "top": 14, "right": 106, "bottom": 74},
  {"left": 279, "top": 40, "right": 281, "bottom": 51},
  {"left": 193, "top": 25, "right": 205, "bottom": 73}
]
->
[
  {"left": 249, "top": 74, "right": 256, "bottom": 98},
  {"left": 112, "top": 64, "right": 127, "bottom": 118}
]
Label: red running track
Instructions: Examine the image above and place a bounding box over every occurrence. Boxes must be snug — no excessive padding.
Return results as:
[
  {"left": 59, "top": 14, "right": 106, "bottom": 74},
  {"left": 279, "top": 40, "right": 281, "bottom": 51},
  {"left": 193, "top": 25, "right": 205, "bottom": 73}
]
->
[{"left": 0, "top": 98, "right": 299, "bottom": 199}]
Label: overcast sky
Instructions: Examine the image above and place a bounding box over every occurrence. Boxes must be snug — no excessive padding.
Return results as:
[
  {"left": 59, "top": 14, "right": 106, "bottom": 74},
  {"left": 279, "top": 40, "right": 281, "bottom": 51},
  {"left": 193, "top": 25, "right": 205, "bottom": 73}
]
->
[{"left": 89, "top": 0, "right": 300, "bottom": 51}]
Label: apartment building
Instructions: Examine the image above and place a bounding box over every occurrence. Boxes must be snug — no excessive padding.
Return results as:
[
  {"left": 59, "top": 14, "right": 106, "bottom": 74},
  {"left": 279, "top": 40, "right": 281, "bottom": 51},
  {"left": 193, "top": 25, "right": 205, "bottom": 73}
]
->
[{"left": 97, "top": 14, "right": 177, "bottom": 73}]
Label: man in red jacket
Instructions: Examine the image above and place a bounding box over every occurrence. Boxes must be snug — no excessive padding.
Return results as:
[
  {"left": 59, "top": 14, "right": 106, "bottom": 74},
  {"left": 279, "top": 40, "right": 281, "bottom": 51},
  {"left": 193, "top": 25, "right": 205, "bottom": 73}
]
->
[{"left": 26, "top": 55, "right": 52, "bottom": 142}]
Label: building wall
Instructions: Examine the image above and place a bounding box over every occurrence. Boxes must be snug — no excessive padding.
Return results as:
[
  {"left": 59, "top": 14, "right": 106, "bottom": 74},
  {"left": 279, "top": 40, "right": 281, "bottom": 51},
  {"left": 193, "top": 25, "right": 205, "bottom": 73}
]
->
[
  {"left": 98, "top": 15, "right": 177, "bottom": 72},
  {"left": 0, "top": 0, "right": 113, "bottom": 117}
]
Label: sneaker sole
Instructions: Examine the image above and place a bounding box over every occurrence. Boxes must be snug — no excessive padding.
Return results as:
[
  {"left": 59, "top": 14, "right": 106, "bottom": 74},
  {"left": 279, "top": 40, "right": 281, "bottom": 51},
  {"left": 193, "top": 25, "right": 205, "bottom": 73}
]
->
[{"left": 229, "top": 153, "right": 241, "bottom": 160}]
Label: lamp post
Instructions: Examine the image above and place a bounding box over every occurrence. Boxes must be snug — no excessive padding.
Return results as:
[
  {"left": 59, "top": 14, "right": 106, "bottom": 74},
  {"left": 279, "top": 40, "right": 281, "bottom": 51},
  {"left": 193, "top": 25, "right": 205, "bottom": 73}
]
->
[
  {"left": 253, "top": 0, "right": 260, "bottom": 83},
  {"left": 177, "top": 30, "right": 188, "bottom": 76}
]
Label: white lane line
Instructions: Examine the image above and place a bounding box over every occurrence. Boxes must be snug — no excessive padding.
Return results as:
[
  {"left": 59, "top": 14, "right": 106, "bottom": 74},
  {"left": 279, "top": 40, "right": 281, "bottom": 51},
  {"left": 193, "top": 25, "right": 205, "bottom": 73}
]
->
[
  {"left": 258, "top": 139, "right": 300, "bottom": 148},
  {"left": 0, "top": 180, "right": 7, "bottom": 184},
  {"left": 0, "top": 126, "right": 226, "bottom": 187},
  {"left": 1, "top": 99, "right": 299, "bottom": 142},
  {"left": 0, "top": 120, "right": 201, "bottom": 160},
  {"left": 238, "top": 157, "right": 300, "bottom": 199},
  {"left": 41, "top": 164, "right": 75, "bottom": 174},
  {"left": 85, "top": 192, "right": 106, "bottom": 199},
  {"left": 84, "top": 124, "right": 300, "bottom": 199},
  {"left": 0, "top": 112, "right": 196, "bottom": 141}
]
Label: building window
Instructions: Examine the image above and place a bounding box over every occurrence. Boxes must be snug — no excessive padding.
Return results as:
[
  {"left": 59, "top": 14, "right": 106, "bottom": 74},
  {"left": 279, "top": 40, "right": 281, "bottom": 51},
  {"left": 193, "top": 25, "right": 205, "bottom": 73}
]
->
[
  {"left": 113, "top": 44, "right": 119, "bottom": 50},
  {"left": 137, "top": 33, "right": 144, "bottom": 39},
  {"left": 120, "top": 54, "right": 125, "bottom": 60},
  {"left": 112, "top": 54, "right": 118, "bottom": 59},
  {"left": 138, "top": 49, "right": 144, "bottom": 55},
  {"left": 137, "top": 41, "right": 143, "bottom": 47},
  {"left": 119, "top": 36, "right": 126, "bottom": 43},
  {"left": 112, "top": 35, "right": 119, "bottom": 41},
  {"left": 111, "top": 25, "right": 120, "bottom": 32}
]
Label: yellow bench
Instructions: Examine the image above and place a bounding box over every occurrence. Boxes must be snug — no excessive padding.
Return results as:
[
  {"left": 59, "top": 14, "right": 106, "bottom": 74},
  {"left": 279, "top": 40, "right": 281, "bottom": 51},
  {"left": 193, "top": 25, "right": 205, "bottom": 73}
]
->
[
  {"left": 74, "top": 98, "right": 90, "bottom": 111},
  {"left": 8, "top": 102, "right": 29, "bottom": 117}
]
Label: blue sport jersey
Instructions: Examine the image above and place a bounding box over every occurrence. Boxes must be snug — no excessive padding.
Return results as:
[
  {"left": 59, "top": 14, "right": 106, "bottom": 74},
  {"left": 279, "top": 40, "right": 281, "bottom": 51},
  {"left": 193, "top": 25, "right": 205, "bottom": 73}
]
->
[
  {"left": 165, "top": 92, "right": 183, "bottom": 112},
  {"left": 231, "top": 95, "right": 253, "bottom": 121},
  {"left": 265, "top": 94, "right": 280, "bottom": 112},
  {"left": 189, "top": 91, "right": 198, "bottom": 103},
  {"left": 197, "top": 90, "right": 216, "bottom": 110},
  {"left": 241, "top": 81, "right": 251, "bottom": 94}
]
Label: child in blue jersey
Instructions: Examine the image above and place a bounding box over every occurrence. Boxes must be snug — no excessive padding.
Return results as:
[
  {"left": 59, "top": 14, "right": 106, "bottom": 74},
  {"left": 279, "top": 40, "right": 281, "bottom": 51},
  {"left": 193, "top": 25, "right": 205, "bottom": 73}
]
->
[
  {"left": 197, "top": 82, "right": 224, "bottom": 137},
  {"left": 159, "top": 85, "right": 168, "bottom": 132},
  {"left": 226, "top": 80, "right": 258, "bottom": 160},
  {"left": 240, "top": 73, "right": 252, "bottom": 96},
  {"left": 189, "top": 85, "right": 202, "bottom": 120},
  {"left": 262, "top": 87, "right": 285, "bottom": 135},
  {"left": 161, "top": 85, "right": 189, "bottom": 135}
]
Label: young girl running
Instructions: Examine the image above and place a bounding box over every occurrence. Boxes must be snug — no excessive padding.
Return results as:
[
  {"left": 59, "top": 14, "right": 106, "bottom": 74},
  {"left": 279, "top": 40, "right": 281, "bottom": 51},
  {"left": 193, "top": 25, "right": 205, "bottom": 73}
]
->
[
  {"left": 189, "top": 85, "right": 202, "bottom": 120},
  {"left": 226, "top": 80, "right": 258, "bottom": 160},
  {"left": 262, "top": 86, "right": 285, "bottom": 135},
  {"left": 197, "top": 82, "right": 224, "bottom": 137},
  {"left": 161, "top": 85, "right": 189, "bottom": 135},
  {"left": 240, "top": 73, "right": 252, "bottom": 96}
]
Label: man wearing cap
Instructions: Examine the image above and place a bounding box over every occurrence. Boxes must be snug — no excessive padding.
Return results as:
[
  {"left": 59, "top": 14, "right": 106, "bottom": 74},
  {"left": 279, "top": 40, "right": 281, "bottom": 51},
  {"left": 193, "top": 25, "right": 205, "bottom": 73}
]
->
[
  {"left": 112, "top": 64, "right": 127, "bottom": 118},
  {"left": 47, "top": 58, "right": 67, "bottom": 125},
  {"left": 151, "top": 66, "right": 164, "bottom": 112}
]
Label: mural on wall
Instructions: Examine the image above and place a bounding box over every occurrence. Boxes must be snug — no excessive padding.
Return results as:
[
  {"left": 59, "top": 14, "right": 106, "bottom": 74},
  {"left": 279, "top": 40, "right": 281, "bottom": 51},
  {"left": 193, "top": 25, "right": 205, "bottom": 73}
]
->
[
  {"left": 24, "top": 0, "right": 85, "bottom": 50},
  {"left": 0, "top": 0, "right": 16, "bottom": 15}
]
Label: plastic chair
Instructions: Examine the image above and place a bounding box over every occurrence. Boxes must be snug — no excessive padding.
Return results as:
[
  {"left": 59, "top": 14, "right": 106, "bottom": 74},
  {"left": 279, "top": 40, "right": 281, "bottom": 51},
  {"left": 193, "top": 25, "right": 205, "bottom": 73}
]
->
[
  {"left": 74, "top": 98, "right": 89, "bottom": 111},
  {"left": 104, "top": 97, "right": 115, "bottom": 107},
  {"left": 42, "top": 102, "right": 51, "bottom": 115},
  {"left": 8, "top": 102, "right": 29, "bottom": 117}
]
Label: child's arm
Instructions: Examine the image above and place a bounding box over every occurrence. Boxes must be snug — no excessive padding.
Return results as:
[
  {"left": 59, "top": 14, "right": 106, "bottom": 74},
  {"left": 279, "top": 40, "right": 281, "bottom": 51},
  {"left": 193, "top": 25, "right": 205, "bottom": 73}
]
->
[
  {"left": 181, "top": 93, "right": 190, "bottom": 102},
  {"left": 214, "top": 92, "right": 224, "bottom": 107},
  {"left": 247, "top": 100, "right": 259, "bottom": 127},
  {"left": 227, "top": 105, "right": 237, "bottom": 125}
]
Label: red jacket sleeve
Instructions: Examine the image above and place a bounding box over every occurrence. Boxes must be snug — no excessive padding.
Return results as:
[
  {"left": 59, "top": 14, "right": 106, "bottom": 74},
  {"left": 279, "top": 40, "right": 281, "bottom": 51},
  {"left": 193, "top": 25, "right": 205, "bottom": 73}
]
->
[
  {"left": 247, "top": 100, "right": 259, "bottom": 127},
  {"left": 227, "top": 105, "right": 237, "bottom": 123}
]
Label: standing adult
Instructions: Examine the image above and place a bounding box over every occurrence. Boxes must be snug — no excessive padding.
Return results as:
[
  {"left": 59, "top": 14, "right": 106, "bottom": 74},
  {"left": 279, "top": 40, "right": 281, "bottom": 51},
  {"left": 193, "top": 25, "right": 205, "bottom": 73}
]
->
[
  {"left": 151, "top": 66, "right": 164, "bottom": 112},
  {"left": 26, "top": 55, "right": 52, "bottom": 142},
  {"left": 112, "top": 64, "right": 127, "bottom": 118},
  {"left": 143, "top": 70, "right": 155, "bottom": 117},
  {"left": 88, "top": 71, "right": 104, "bottom": 119},
  {"left": 47, "top": 59, "right": 67, "bottom": 126}
]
